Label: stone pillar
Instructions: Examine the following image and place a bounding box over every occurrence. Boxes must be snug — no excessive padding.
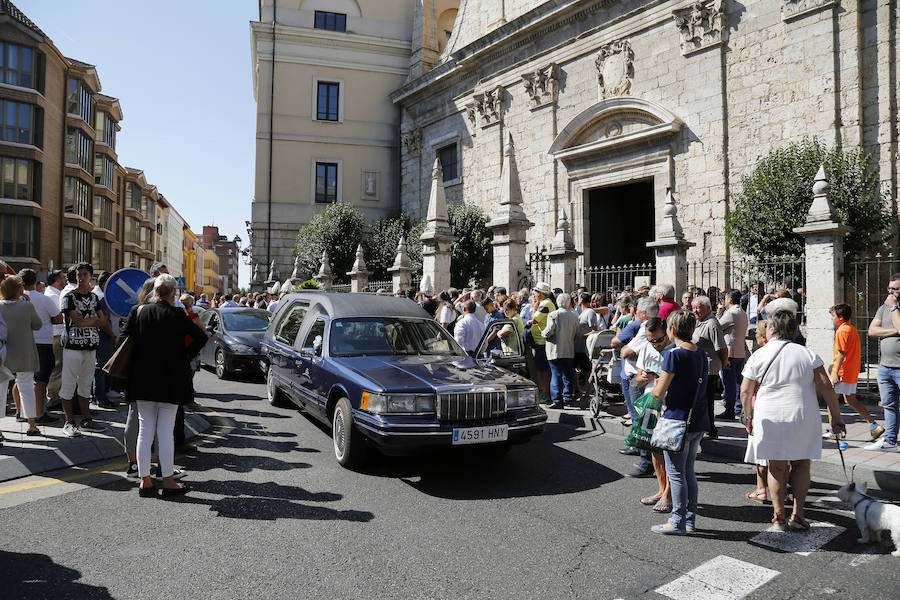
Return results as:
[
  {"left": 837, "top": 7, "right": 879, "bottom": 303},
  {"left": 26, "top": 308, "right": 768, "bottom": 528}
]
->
[
  {"left": 793, "top": 165, "right": 851, "bottom": 362},
  {"left": 548, "top": 210, "right": 580, "bottom": 292},
  {"left": 647, "top": 188, "right": 695, "bottom": 297},
  {"left": 250, "top": 262, "right": 266, "bottom": 293},
  {"left": 346, "top": 244, "right": 371, "bottom": 293},
  {"left": 487, "top": 134, "right": 533, "bottom": 292},
  {"left": 388, "top": 235, "right": 415, "bottom": 292},
  {"left": 420, "top": 158, "right": 456, "bottom": 293},
  {"left": 313, "top": 249, "right": 334, "bottom": 291}
]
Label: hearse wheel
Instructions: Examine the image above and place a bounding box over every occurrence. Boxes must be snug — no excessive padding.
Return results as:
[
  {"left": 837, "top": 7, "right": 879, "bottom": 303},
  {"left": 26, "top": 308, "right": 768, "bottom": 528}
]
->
[{"left": 332, "top": 397, "right": 368, "bottom": 469}]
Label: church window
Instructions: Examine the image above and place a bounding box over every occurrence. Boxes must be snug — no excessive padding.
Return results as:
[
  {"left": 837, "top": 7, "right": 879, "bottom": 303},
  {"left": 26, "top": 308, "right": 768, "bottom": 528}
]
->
[
  {"left": 314, "top": 11, "right": 347, "bottom": 32},
  {"left": 438, "top": 143, "right": 458, "bottom": 183}
]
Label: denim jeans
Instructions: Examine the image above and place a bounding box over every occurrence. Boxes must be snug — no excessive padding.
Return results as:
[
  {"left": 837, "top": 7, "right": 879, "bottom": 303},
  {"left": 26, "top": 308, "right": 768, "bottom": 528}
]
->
[
  {"left": 548, "top": 358, "right": 575, "bottom": 403},
  {"left": 622, "top": 372, "right": 635, "bottom": 420},
  {"left": 664, "top": 430, "right": 705, "bottom": 531},
  {"left": 720, "top": 357, "right": 745, "bottom": 415},
  {"left": 877, "top": 364, "right": 900, "bottom": 445}
]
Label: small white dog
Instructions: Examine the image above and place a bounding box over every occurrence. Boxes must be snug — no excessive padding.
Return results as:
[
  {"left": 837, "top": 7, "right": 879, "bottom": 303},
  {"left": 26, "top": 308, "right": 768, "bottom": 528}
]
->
[{"left": 837, "top": 481, "right": 900, "bottom": 557}]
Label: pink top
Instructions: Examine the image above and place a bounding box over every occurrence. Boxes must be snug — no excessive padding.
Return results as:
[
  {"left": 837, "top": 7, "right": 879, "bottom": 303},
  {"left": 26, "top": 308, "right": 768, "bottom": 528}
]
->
[{"left": 658, "top": 300, "right": 681, "bottom": 321}]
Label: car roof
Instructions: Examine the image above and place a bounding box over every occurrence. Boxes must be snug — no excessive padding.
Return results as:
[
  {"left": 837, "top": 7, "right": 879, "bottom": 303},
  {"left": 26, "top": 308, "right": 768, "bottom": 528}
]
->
[{"left": 282, "top": 292, "right": 429, "bottom": 319}]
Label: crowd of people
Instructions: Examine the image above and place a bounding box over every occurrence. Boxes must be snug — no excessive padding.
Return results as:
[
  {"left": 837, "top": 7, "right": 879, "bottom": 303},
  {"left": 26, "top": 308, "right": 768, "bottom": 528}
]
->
[{"left": 3, "top": 264, "right": 900, "bottom": 514}]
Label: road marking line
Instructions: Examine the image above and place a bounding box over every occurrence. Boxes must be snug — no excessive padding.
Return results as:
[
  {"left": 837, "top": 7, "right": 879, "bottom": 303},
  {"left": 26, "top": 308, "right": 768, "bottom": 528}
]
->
[
  {"left": 655, "top": 555, "right": 779, "bottom": 600},
  {"left": 0, "top": 459, "right": 128, "bottom": 495},
  {"left": 749, "top": 521, "right": 845, "bottom": 556}
]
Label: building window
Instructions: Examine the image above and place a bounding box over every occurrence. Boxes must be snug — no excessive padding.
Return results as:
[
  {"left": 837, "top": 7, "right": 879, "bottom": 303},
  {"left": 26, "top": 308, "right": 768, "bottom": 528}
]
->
[
  {"left": 62, "top": 226, "right": 91, "bottom": 264},
  {"left": 94, "top": 154, "right": 114, "bottom": 190},
  {"left": 127, "top": 181, "right": 141, "bottom": 212},
  {"left": 0, "top": 156, "right": 39, "bottom": 202},
  {"left": 65, "top": 128, "right": 93, "bottom": 172},
  {"left": 0, "top": 213, "right": 38, "bottom": 257},
  {"left": 0, "top": 42, "right": 35, "bottom": 89},
  {"left": 315, "top": 162, "right": 338, "bottom": 203},
  {"left": 125, "top": 216, "right": 140, "bottom": 245},
  {"left": 67, "top": 78, "right": 94, "bottom": 124},
  {"left": 93, "top": 196, "right": 113, "bottom": 231},
  {"left": 0, "top": 99, "right": 37, "bottom": 145},
  {"left": 141, "top": 195, "right": 155, "bottom": 222},
  {"left": 316, "top": 82, "right": 340, "bottom": 121},
  {"left": 92, "top": 238, "right": 112, "bottom": 272},
  {"left": 438, "top": 143, "right": 458, "bottom": 183},
  {"left": 95, "top": 111, "right": 115, "bottom": 149},
  {"left": 314, "top": 11, "right": 346, "bottom": 31},
  {"left": 64, "top": 176, "right": 92, "bottom": 220},
  {"left": 124, "top": 250, "right": 138, "bottom": 267}
]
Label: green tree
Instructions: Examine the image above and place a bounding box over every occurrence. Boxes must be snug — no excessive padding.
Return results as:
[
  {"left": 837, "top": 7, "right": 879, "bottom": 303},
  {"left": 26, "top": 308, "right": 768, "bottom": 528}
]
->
[
  {"left": 448, "top": 202, "right": 491, "bottom": 288},
  {"left": 293, "top": 202, "right": 366, "bottom": 282},
  {"left": 725, "top": 138, "right": 892, "bottom": 258},
  {"left": 364, "top": 215, "right": 425, "bottom": 280}
]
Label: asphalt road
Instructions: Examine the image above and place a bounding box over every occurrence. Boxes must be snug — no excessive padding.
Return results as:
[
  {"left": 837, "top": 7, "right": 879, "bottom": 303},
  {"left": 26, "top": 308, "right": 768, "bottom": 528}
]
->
[{"left": 1, "top": 369, "right": 898, "bottom": 600}]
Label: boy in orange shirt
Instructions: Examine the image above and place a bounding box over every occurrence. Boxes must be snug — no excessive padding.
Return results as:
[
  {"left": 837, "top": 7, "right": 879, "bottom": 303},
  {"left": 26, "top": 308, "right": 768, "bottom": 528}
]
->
[{"left": 827, "top": 304, "right": 884, "bottom": 441}]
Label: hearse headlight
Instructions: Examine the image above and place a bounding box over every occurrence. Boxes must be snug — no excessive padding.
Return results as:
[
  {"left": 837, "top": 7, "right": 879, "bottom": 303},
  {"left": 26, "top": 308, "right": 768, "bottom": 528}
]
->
[
  {"left": 506, "top": 388, "right": 538, "bottom": 408},
  {"left": 361, "top": 392, "right": 435, "bottom": 414}
]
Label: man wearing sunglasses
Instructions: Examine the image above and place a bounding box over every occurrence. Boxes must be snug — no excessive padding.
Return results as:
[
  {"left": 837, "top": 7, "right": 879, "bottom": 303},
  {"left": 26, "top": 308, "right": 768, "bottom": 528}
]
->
[{"left": 866, "top": 276, "right": 900, "bottom": 451}]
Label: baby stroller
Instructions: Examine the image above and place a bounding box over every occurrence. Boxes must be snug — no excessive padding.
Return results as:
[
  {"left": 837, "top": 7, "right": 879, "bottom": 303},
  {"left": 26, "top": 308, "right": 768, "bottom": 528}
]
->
[{"left": 585, "top": 329, "right": 624, "bottom": 418}]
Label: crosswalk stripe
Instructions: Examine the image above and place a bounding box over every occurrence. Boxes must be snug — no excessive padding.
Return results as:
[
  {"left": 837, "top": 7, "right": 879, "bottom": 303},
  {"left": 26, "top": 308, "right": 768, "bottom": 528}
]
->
[
  {"left": 655, "top": 555, "right": 780, "bottom": 600},
  {"left": 749, "top": 521, "right": 845, "bottom": 556}
]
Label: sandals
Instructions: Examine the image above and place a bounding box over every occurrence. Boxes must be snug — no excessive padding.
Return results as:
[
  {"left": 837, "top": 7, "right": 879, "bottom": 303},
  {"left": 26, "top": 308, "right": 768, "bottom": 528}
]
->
[
  {"left": 746, "top": 490, "right": 769, "bottom": 504},
  {"left": 640, "top": 495, "right": 661, "bottom": 506},
  {"left": 788, "top": 514, "right": 810, "bottom": 531},
  {"left": 652, "top": 501, "right": 673, "bottom": 513},
  {"left": 771, "top": 515, "right": 788, "bottom": 531}
]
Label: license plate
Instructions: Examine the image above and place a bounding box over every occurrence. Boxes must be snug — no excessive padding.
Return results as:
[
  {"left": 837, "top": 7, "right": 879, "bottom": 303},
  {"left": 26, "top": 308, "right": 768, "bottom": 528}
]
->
[{"left": 452, "top": 425, "right": 509, "bottom": 445}]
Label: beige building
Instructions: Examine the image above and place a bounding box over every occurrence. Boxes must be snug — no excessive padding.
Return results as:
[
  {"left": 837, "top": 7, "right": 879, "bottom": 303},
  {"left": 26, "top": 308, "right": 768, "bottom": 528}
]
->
[{"left": 248, "top": 0, "right": 415, "bottom": 282}]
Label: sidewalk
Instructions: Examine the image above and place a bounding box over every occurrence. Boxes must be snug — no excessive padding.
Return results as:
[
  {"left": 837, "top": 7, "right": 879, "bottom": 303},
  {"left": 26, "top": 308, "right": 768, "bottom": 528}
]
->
[
  {"left": 544, "top": 399, "right": 900, "bottom": 493},
  {"left": 0, "top": 402, "right": 210, "bottom": 484}
]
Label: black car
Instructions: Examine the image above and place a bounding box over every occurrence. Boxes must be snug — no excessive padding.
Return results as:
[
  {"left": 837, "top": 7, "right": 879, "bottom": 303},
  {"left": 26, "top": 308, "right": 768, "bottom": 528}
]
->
[
  {"left": 261, "top": 292, "right": 545, "bottom": 468},
  {"left": 199, "top": 307, "right": 272, "bottom": 379}
]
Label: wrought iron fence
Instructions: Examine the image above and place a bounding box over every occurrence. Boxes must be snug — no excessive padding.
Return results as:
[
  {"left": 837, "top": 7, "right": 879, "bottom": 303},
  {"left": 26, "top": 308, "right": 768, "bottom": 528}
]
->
[
  {"left": 846, "top": 251, "right": 900, "bottom": 390},
  {"left": 579, "top": 263, "right": 656, "bottom": 295},
  {"left": 519, "top": 247, "right": 551, "bottom": 290}
]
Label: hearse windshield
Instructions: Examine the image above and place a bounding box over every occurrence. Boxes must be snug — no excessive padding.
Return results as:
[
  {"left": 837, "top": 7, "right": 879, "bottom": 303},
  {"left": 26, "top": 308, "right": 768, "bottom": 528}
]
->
[{"left": 329, "top": 317, "right": 467, "bottom": 357}]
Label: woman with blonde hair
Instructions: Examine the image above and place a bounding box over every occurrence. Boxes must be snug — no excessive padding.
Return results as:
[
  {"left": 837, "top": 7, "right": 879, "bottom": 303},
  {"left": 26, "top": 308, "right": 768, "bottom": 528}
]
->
[{"left": 123, "top": 274, "right": 206, "bottom": 497}]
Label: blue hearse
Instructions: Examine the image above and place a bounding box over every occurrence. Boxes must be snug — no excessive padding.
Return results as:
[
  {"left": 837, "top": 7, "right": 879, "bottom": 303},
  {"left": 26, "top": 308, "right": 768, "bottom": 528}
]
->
[{"left": 261, "top": 292, "right": 546, "bottom": 468}]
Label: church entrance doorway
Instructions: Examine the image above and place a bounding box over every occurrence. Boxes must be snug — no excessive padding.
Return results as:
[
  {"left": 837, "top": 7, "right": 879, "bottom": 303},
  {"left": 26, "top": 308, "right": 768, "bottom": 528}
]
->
[{"left": 587, "top": 179, "right": 655, "bottom": 266}]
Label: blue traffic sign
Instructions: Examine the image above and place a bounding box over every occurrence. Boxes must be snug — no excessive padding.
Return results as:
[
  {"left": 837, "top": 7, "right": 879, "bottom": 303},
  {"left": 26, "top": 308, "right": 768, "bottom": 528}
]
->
[
  {"left": 175, "top": 276, "right": 186, "bottom": 288},
  {"left": 105, "top": 268, "right": 151, "bottom": 318}
]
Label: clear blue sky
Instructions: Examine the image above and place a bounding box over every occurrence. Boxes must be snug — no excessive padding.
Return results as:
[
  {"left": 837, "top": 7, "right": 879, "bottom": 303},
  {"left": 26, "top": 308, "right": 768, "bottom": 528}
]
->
[{"left": 18, "top": 0, "right": 259, "bottom": 288}]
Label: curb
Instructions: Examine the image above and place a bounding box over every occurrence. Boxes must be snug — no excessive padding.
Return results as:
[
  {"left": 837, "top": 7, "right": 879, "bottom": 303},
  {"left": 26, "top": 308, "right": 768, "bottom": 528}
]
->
[
  {"left": 0, "top": 410, "right": 211, "bottom": 484},
  {"left": 542, "top": 407, "right": 900, "bottom": 494}
]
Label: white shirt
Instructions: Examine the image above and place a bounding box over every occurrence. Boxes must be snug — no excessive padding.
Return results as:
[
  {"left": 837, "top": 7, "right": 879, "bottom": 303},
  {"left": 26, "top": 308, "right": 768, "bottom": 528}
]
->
[
  {"left": 45, "top": 286, "right": 64, "bottom": 337},
  {"left": 222, "top": 300, "right": 238, "bottom": 308},
  {"left": 26, "top": 289, "right": 61, "bottom": 345},
  {"left": 454, "top": 312, "right": 486, "bottom": 353},
  {"left": 635, "top": 342, "right": 665, "bottom": 391},
  {"left": 623, "top": 323, "right": 648, "bottom": 377},
  {"left": 438, "top": 305, "right": 456, "bottom": 325}
]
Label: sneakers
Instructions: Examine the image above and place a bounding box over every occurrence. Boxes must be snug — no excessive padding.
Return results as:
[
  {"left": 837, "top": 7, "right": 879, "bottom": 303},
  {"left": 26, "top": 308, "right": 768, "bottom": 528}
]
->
[
  {"left": 869, "top": 423, "right": 885, "bottom": 441},
  {"left": 126, "top": 462, "right": 139, "bottom": 478},
  {"left": 153, "top": 464, "right": 186, "bottom": 479},
  {"left": 823, "top": 428, "right": 846, "bottom": 440},
  {"left": 62, "top": 421, "right": 82, "bottom": 437},
  {"left": 14, "top": 413, "right": 26, "bottom": 423},
  {"left": 79, "top": 419, "right": 106, "bottom": 433},
  {"left": 863, "top": 438, "right": 898, "bottom": 452}
]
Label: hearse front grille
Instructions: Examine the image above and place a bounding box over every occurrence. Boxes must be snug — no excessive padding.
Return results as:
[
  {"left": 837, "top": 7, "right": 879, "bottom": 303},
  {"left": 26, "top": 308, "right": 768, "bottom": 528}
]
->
[{"left": 437, "top": 389, "right": 506, "bottom": 421}]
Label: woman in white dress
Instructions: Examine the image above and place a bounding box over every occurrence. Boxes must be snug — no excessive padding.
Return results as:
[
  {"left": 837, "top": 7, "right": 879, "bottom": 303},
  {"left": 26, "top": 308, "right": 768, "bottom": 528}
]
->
[{"left": 740, "top": 306, "right": 844, "bottom": 531}]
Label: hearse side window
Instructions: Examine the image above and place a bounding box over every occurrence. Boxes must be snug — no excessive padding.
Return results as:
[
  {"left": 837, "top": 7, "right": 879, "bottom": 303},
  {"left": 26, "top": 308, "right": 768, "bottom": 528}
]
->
[
  {"left": 275, "top": 303, "right": 308, "bottom": 346},
  {"left": 302, "top": 318, "right": 326, "bottom": 357}
]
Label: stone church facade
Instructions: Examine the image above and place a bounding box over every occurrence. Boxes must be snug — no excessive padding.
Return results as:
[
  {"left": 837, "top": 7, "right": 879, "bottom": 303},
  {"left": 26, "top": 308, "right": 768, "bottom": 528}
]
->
[{"left": 392, "top": 0, "right": 899, "bottom": 290}]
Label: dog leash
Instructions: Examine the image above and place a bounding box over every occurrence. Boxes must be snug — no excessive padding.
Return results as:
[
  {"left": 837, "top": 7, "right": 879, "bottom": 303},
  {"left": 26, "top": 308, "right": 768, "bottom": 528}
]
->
[{"left": 836, "top": 439, "right": 850, "bottom": 482}]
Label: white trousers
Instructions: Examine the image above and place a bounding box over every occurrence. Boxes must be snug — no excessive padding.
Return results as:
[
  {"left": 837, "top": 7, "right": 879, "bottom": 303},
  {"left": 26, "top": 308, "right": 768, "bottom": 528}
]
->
[
  {"left": 60, "top": 348, "right": 96, "bottom": 399},
  {"left": 16, "top": 371, "right": 36, "bottom": 418},
  {"left": 136, "top": 401, "right": 178, "bottom": 479}
]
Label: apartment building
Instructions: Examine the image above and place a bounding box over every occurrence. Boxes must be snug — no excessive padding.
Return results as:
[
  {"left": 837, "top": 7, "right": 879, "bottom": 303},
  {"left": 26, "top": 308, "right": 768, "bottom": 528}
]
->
[
  {"left": 0, "top": 0, "right": 200, "bottom": 281},
  {"left": 201, "top": 249, "right": 221, "bottom": 296},
  {"left": 183, "top": 226, "right": 198, "bottom": 291},
  {"left": 200, "top": 225, "right": 240, "bottom": 294}
]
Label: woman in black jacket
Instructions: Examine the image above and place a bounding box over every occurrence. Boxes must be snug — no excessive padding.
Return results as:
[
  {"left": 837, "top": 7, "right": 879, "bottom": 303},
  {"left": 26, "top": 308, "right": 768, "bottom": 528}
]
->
[{"left": 122, "top": 274, "right": 206, "bottom": 497}]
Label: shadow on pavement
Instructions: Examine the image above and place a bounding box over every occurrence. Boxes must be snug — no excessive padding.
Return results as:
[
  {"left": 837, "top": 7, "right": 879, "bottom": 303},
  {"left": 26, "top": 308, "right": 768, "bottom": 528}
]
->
[
  {"left": 185, "top": 451, "right": 313, "bottom": 474},
  {"left": 361, "top": 424, "right": 623, "bottom": 500},
  {"left": 168, "top": 479, "right": 374, "bottom": 522},
  {"left": 194, "top": 391, "right": 265, "bottom": 404},
  {"left": 203, "top": 406, "right": 292, "bottom": 420},
  {"left": 0, "top": 550, "right": 116, "bottom": 599}
]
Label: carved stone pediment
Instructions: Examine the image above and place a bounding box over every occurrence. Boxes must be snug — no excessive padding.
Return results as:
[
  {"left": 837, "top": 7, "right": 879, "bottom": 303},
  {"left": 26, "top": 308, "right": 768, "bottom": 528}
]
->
[
  {"left": 781, "top": 0, "right": 838, "bottom": 22},
  {"left": 473, "top": 86, "right": 504, "bottom": 128},
  {"left": 673, "top": 0, "right": 727, "bottom": 56},
  {"left": 574, "top": 112, "right": 664, "bottom": 147},
  {"left": 595, "top": 40, "right": 633, "bottom": 99},
  {"left": 401, "top": 128, "right": 422, "bottom": 155},
  {"left": 521, "top": 63, "right": 559, "bottom": 110}
]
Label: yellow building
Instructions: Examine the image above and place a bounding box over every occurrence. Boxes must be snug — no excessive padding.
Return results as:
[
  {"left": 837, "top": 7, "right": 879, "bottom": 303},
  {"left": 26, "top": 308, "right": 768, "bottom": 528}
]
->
[
  {"left": 183, "top": 227, "right": 198, "bottom": 292},
  {"left": 202, "top": 250, "right": 220, "bottom": 296}
]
